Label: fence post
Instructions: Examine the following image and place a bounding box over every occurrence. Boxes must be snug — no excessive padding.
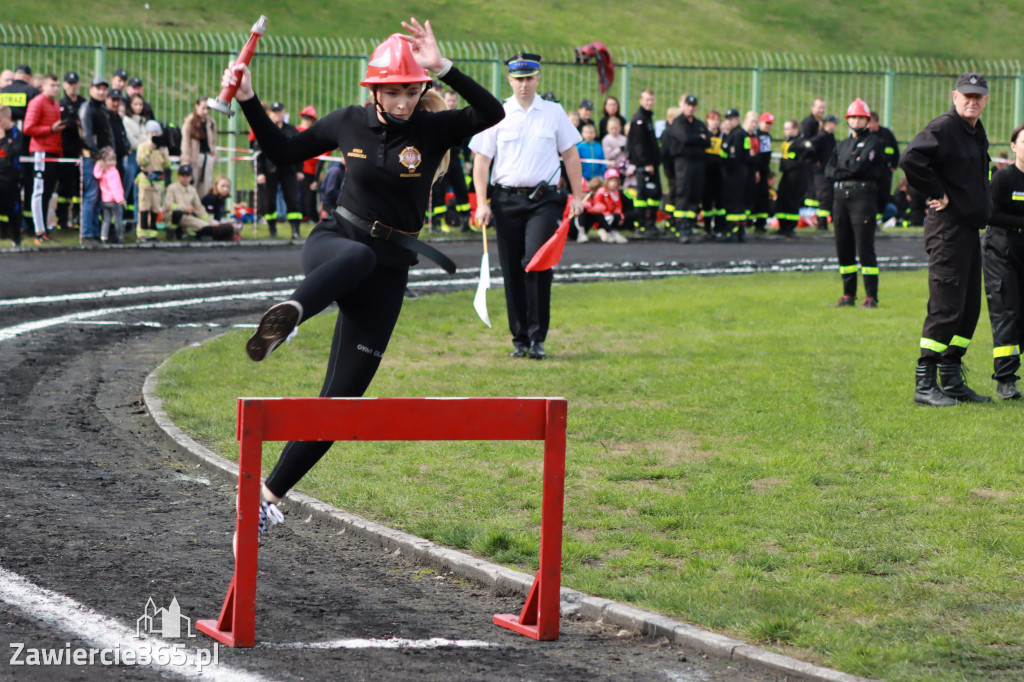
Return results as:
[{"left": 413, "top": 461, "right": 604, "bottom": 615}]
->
[
  {"left": 884, "top": 69, "right": 896, "bottom": 128},
  {"left": 620, "top": 62, "right": 631, "bottom": 118},
  {"left": 750, "top": 65, "right": 762, "bottom": 113},
  {"left": 93, "top": 43, "right": 105, "bottom": 82},
  {"left": 1015, "top": 73, "right": 1024, "bottom": 130}
]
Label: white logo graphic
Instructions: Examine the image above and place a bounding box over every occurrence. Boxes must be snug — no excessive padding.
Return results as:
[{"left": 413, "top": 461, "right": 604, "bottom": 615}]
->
[
  {"left": 368, "top": 48, "right": 392, "bottom": 68},
  {"left": 137, "top": 597, "right": 195, "bottom": 639}
]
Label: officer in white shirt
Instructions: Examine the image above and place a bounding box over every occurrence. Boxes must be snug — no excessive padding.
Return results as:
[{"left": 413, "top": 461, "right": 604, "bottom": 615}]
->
[{"left": 471, "top": 53, "right": 584, "bottom": 360}]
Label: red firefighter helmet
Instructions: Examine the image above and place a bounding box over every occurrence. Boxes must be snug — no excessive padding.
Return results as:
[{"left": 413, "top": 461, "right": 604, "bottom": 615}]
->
[
  {"left": 360, "top": 34, "right": 431, "bottom": 87},
  {"left": 300, "top": 105, "right": 318, "bottom": 120},
  {"left": 845, "top": 98, "right": 871, "bottom": 119}
]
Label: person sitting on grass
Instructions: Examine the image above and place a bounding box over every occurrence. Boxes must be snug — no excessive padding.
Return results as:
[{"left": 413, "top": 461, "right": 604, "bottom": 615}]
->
[
  {"left": 161, "top": 164, "right": 236, "bottom": 241},
  {"left": 202, "top": 174, "right": 235, "bottom": 222},
  {"left": 580, "top": 168, "right": 629, "bottom": 243}
]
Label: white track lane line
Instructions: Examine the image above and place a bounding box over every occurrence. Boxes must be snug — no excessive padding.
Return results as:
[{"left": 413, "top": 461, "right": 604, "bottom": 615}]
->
[
  {"left": 266, "top": 637, "right": 498, "bottom": 650},
  {"left": 0, "top": 290, "right": 293, "bottom": 343},
  {"left": 0, "top": 276, "right": 303, "bottom": 308},
  {"left": 0, "top": 565, "right": 270, "bottom": 681}
]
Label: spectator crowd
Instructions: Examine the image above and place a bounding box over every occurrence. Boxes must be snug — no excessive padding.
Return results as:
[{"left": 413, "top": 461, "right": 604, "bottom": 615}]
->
[
  {"left": 0, "top": 63, "right": 341, "bottom": 246},
  {"left": 0, "top": 62, "right": 937, "bottom": 249}
]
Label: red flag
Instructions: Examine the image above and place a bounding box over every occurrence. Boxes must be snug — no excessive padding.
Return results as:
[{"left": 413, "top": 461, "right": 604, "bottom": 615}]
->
[{"left": 525, "top": 216, "right": 572, "bottom": 272}]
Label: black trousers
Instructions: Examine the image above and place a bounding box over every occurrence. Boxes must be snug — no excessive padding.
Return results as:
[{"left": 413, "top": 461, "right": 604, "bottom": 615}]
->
[
  {"left": 55, "top": 160, "right": 81, "bottom": 228},
  {"left": 491, "top": 189, "right": 563, "bottom": 345},
  {"left": 752, "top": 165, "right": 771, "bottom": 227},
  {"left": 702, "top": 159, "right": 723, "bottom": 231},
  {"left": 982, "top": 226, "right": 1024, "bottom": 381},
  {"left": 258, "top": 170, "right": 302, "bottom": 230},
  {"left": 300, "top": 171, "right": 318, "bottom": 221},
  {"left": 634, "top": 166, "right": 662, "bottom": 224},
  {"left": 876, "top": 169, "right": 893, "bottom": 217},
  {"left": 30, "top": 154, "right": 60, "bottom": 235},
  {"left": 919, "top": 213, "right": 982, "bottom": 365},
  {"left": 0, "top": 187, "right": 20, "bottom": 245},
  {"left": 833, "top": 184, "right": 879, "bottom": 298},
  {"left": 263, "top": 221, "right": 409, "bottom": 497},
  {"left": 721, "top": 163, "right": 748, "bottom": 235},
  {"left": 672, "top": 156, "right": 705, "bottom": 222},
  {"left": 431, "top": 163, "right": 471, "bottom": 221},
  {"left": 776, "top": 166, "right": 808, "bottom": 233},
  {"left": 813, "top": 168, "right": 833, "bottom": 227}
]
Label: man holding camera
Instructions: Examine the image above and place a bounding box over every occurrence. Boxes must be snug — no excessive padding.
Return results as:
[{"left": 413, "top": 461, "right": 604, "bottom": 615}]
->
[{"left": 471, "top": 52, "right": 583, "bottom": 360}]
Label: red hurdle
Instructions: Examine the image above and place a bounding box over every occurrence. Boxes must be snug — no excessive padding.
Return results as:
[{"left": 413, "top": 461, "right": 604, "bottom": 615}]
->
[{"left": 195, "top": 396, "right": 567, "bottom": 647}]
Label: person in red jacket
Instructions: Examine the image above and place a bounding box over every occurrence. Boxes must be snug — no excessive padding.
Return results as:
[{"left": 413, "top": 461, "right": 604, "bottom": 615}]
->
[
  {"left": 580, "top": 168, "right": 629, "bottom": 243},
  {"left": 23, "top": 73, "right": 66, "bottom": 244}
]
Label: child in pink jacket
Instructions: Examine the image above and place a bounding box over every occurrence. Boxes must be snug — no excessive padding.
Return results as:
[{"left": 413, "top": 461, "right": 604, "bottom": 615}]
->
[{"left": 94, "top": 146, "right": 125, "bottom": 244}]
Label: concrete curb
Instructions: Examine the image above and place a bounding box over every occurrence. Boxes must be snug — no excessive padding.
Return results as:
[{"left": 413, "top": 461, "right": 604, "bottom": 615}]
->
[{"left": 143, "top": 363, "right": 874, "bottom": 682}]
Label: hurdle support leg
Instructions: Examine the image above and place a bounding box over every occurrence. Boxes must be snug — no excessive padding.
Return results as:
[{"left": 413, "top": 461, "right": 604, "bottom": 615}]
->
[
  {"left": 494, "top": 399, "right": 566, "bottom": 640},
  {"left": 197, "top": 400, "right": 264, "bottom": 647}
]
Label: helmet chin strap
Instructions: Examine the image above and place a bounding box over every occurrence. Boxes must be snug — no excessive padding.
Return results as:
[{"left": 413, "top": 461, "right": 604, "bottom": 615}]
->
[{"left": 371, "top": 85, "right": 423, "bottom": 127}]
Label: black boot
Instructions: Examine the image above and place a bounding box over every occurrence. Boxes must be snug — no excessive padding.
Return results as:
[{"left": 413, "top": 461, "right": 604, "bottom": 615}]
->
[
  {"left": 267, "top": 220, "right": 277, "bottom": 238},
  {"left": 938, "top": 363, "right": 992, "bottom": 403},
  {"left": 291, "top": 220, "right": 302, "bottom": 240},
  {"left": 915, "top": 363, "right": 956, "bottom": 407}
]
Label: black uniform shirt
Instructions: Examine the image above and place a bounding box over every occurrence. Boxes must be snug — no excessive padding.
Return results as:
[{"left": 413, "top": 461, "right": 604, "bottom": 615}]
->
[
  {"left": 79, "top": 97, "right": 113, "bottom": 157},
  {"left": 800, "top": 113, "right": 820, "bottom": 141},
  {"left": 626, "top": 106, "right": 659, "bottom": 167},
  {"left": 988, "top": 163, "right": 1024, "bottom": 229},
  {"left": 254, "top": 122, "right": 301, "bottom": 176},
  {"left": 900, "top": 106, "right": 989, "bottom": 228},
  {"left": 780, "top": 134, "right": 813, "bottom": 173},
  {"left": 240, "top": 65, "right": 502, "bottom": 235},
  {"left": 666, "top": 115, "right": 710, "bottom": 160},
  {"left": 58, "top": 94, "right": 84, "bottom": 157},
  {"left": 810, "top": 128, "right": 836, "bottom": 167},
  {"left": 825, "top": 131, "right": 885, "bottom": 183},
  {"left": 874, "top": 125, "right": 900, "bottom": 170},
  {"left": 0, "top": 81, "right": 41, "bottom": 122},
  {"left": 722, "top": 127, "right": 751, "bottom": 170}
]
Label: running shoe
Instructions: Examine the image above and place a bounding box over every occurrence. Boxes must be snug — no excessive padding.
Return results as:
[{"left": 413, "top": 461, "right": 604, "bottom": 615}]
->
[
  {"left": 246, "top": 300, "right": 303, "bottom": 361},
  {"left": 233, "top": 498, "right": 284, "bottom": 556}
]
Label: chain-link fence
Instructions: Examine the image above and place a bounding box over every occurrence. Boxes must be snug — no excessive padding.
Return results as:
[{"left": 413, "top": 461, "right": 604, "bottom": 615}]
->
[{"left": 4, "top": 24, "right": 1023, "bottom": 195}]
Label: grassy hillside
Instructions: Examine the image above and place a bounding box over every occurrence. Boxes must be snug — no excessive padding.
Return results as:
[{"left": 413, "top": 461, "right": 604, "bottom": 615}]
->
[{"left": 7, "top": 0, "right": 1024, "bottom": 62}]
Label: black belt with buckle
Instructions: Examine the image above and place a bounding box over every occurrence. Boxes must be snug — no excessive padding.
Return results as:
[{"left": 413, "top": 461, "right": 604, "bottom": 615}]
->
[
  {"left": 835, "top": 180, "right": 874, "bottom": 189},
  {"left": 494, "top": 184, "right": 535, "bottom": 195},
  {"left": 333, "top": 206, "right": 456, "bottom": 274}
]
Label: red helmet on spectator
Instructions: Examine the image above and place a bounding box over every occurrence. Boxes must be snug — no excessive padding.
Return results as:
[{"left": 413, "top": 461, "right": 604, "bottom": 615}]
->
[
  {"left": 604, "top": 168, "right": 620, "bottom": 180},
  {"left": 759, "top": 112, "right": 775, "bottom": 124},
  {"left": 845, "top": 98, "right": 870, "bottom": 119},
  {"left": 300, "top": 105, "right": 318, "bottom": 120},
  {"left": 360, "top": 34, "right": 431, "bottom": 87}
]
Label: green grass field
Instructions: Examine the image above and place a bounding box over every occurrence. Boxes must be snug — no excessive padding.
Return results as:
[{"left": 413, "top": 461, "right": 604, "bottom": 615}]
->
[
  {"left": 156, "top": 270, "right": 1024, "bottom": 681},
  {"left": 8, "top": 0, "right": 1022, "bottom": 61}
]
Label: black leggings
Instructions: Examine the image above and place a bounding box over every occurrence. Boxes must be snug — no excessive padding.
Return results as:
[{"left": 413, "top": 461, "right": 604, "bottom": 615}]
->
[{"left": 264, "top": 221, "right": 409, "bottom": 498}]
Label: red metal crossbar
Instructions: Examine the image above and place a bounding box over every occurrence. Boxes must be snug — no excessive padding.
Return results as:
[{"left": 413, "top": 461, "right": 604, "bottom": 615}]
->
[{"left": 195, "top": 396, "right": 567, "bottom": 647}]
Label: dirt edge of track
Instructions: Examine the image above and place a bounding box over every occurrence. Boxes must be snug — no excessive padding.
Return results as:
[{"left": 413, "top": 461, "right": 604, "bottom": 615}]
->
[{"left": 141, "top": 351, "right": 872, "bottom": 682}]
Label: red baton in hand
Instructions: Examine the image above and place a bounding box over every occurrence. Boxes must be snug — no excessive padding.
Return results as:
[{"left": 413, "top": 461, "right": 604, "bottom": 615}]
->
[{"left": 207, "top": 15, "right": 268, "bottom": 116}]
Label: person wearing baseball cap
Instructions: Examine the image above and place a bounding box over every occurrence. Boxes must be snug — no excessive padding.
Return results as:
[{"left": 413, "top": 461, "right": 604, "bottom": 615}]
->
[
  {"left": 719, "top": 107, "right": 752, "bottom": 241},
  {"left": 576, "top": 98, "right": 594, "bottom": 133},
  {"left": 111, "top": 68, "right": 128, "bottom": 92},
  {"left": 56, "top": 71, "right": 86, "bottom": 230},
  {"left": 664, "top": 92, "right": 709, "bottom": 242},
  {"left": 901, "top": 72, "right": 992, "bottom": 406},
  {"left": 296, "top": 105, "right": 320, "bottom": 223}
]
